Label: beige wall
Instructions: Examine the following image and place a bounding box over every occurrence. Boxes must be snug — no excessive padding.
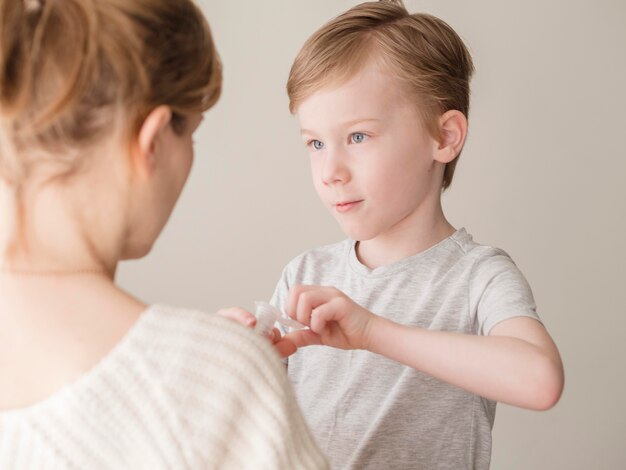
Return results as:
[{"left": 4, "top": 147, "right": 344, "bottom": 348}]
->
[{"left": 118, "top": 1, "right": 626, "bottom": 468}]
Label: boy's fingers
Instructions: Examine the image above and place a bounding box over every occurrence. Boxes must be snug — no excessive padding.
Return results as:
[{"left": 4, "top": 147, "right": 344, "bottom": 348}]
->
[
  {"left": 216, "top": 307, "right": 256, "bottom": 328},
  {"left": 284, "top": 329, "right": 323, "bottom": 348},
  {"left": 291, "top": 287, "right": 336, "bottom": 325},
  {"left": 270, "top": 327, "right": 283, "bottom": 343},
  {"left": 309, "top": 301, "right": 337, "bottom": 333},
  {"left": 285, "top": 285, "right": 316, "bottom": 322},
  {"left": 310, "top": 296, "right": 350, "bottom": 331}
]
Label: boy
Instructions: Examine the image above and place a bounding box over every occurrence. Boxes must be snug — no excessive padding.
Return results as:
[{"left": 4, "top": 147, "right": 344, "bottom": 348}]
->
[{"left": 271, "top": 1, "right": 564, "bottom": 469}]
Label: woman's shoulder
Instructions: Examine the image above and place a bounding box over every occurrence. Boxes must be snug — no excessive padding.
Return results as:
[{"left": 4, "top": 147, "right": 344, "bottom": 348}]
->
[
  {"left": 0, "top": 304, "right": 326, "bottom": 469},
  {"left": 136, "top": 304, "right": 285, "bottom": 383}
]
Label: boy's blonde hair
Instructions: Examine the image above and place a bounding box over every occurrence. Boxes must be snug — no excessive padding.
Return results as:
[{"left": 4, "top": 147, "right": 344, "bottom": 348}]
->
[
  {"left": 0, "top": 0, "right": 221, "bottom": 183},
  {"left": 287, "top": 0, "right": 474, "bottom": 190}
]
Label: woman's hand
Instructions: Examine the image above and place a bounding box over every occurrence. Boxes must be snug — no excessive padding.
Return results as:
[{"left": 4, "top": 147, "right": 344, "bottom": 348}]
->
[
  {"left": 216, "top": 307, "right": 297, "bottom": 358},
  {"left": 216, "top": 307, "right": 256, "bottom": 328}
]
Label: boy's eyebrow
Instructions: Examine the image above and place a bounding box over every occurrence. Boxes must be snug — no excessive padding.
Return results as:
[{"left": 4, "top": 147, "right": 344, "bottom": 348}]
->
[
  {"left": 342, "top": 118, "right": 381, "bottom": 128},
  {"left": 300, "top": 118, "right": 381, "bottom": 135}
]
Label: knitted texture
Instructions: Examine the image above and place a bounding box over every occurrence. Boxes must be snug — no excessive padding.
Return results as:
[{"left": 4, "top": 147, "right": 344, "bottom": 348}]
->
[{"left": 0, "top": 305, "right": 328, "bottom": 469}]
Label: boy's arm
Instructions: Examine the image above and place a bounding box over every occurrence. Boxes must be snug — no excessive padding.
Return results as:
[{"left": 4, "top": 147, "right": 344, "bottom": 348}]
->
[
  {"left": 368, "top": 314, "right": 563, "bottom": 410},
  {"left": 284, "top": 285, "right": 564, "bottom": 411}
]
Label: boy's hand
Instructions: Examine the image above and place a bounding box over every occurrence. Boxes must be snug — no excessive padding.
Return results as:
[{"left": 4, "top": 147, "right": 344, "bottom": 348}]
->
[
  {"left": 284, "top": 285, "right": 375, "bottom": 350},
  {"left": 216, "top": 307, "right": 297, "bottom": 358},
  {"left": 268, "top": 327, "right": 298, "bottom": 358}
]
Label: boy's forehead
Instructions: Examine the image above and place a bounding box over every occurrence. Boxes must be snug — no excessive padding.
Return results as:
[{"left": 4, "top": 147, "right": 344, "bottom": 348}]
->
[{"left": 297, "top": 63, "right": 409, "bottom": 128}]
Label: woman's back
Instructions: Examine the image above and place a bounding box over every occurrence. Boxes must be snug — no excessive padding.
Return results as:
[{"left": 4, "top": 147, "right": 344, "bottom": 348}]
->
[{"left": 0, "top": 275, "right": 144, "bottom": 411}]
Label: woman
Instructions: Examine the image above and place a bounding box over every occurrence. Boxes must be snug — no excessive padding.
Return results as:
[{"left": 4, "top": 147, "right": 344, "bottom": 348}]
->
[{"left": 0, "top": 0, "right": 326, "bottom": 468}]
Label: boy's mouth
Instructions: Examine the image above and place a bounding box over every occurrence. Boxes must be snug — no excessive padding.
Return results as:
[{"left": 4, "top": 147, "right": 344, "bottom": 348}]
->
[{"left": 335, "top": 200, "right": 363, "bottom": 213}]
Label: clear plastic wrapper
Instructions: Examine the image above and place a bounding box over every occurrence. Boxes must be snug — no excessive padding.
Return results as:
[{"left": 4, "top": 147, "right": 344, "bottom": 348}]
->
[{"left": 253, "top": 301, "right": 307, "bottom": 336}]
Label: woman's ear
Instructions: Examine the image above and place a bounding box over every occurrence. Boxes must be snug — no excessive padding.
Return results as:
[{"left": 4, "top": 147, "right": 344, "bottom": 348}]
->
[
  {"left": 132, "top": 105, "right": 172, "bottom": 178},
  {"left": 433, "top": 110, "right": 468, "bottom": 164}
]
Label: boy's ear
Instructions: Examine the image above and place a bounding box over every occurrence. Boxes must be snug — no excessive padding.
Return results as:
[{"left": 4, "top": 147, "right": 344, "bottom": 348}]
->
[
  {"left": 132, "top": 105, "right": 172, "bottom": 178},
  {"left": 433, "top": 110, "right": 468, "bottom": 164}
]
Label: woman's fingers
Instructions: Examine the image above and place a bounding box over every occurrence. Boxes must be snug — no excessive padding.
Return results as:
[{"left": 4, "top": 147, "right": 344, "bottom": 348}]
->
[{"left": 216, "top": 307, "right": 256, "bottom": 328}]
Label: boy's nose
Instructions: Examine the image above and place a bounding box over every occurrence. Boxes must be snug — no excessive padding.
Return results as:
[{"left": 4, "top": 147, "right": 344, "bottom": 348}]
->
[{"left": 321, "top": 148, "right": 350, "bottom": 185}]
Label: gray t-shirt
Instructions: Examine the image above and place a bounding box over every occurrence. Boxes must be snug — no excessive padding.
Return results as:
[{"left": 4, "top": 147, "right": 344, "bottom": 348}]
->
[{"left": 271, "top": 228, "right": 541, "bottom": 470}]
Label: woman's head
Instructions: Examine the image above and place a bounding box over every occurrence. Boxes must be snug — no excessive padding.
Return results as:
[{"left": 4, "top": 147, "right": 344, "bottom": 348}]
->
[
  {"left": 0, "top": 0, "right": 221, "bottom": 265},
  {"left": 0, "top": 0, "right": 220, "bottom": 181}
]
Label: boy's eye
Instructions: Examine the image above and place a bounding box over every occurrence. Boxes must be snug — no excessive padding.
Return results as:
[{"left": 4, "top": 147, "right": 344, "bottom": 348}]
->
[
  {"left": 350, "top": 132, "right": 368, "bottom": 144},
  {"left": 309, "top": 139, "right": 325, "bottom": 150}
]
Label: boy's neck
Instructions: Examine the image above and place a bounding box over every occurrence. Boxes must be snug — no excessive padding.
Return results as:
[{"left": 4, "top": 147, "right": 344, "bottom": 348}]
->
[{"left": 355, "top": 215, "right": 456, "bottom": 270}]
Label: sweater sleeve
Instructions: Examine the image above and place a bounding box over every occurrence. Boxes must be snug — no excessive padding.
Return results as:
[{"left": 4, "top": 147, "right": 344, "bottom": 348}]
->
[{"left": 152, "top": 308, "right": 327, "bottom": 470}]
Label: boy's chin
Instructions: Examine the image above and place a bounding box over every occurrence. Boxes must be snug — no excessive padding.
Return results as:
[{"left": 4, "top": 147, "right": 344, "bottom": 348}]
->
[
  {"left": 120, "top": 241, "right": 155, "bottom": 260},
  {"left": 339, "top": 223, "right": 378, "bottom": 242}
]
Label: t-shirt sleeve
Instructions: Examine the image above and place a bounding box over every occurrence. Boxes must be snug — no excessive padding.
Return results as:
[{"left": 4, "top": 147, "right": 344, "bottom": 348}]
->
[
  {"left": 270, "top": 264, "right": 292, "bottom": 337},
  {"left": 469, "top": 249, "right": 543, "bottom": 336}
]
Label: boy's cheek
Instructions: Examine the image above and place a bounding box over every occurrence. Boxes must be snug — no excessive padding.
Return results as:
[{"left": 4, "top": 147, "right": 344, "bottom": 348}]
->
[{"left": 311, "top": 179, "right": 329, "bottom": 203}]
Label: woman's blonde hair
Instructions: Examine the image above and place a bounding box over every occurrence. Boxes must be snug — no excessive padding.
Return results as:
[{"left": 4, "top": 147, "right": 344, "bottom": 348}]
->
[
  {"left": 0, "top": 0, "right": 221, "bottom": 183},
  {"left": 287, "top": 0, "right": 474, "bottom": 190}
]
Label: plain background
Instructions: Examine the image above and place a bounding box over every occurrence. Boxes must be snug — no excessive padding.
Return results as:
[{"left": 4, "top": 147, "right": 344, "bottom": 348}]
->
[{"left": 118, "top": 1, "right": 626, "bottom": 468}]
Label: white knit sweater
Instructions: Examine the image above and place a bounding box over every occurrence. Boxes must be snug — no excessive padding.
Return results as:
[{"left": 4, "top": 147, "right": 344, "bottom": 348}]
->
[{"left": 0, "top": 304, "right": 328, "bottom": 469}]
